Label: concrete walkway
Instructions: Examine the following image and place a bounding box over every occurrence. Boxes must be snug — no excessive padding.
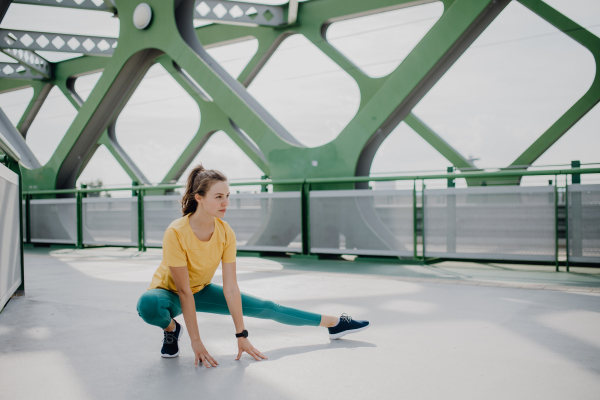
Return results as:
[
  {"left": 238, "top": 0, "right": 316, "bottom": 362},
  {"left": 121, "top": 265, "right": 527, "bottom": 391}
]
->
[{"left": 1, "top": 248, "right": 599, "bottom": 400}]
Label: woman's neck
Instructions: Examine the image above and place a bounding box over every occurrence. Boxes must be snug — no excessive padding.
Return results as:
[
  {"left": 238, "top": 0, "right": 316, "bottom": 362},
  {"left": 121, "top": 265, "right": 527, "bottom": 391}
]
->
[{"left": 188, "top": 208, "right": 215, "bottom": 231}]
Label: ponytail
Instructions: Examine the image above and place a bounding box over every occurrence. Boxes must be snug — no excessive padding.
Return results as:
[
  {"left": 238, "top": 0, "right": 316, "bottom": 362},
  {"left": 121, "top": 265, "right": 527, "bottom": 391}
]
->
[{"left": 181, "top": 164, "right": 228, "bottom": 216}]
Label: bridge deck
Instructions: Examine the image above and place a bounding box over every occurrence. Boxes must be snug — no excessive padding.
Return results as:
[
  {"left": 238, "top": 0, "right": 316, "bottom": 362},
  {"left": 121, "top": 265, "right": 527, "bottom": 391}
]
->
[{"left": 1, "top": 248, "right": 599, "bottom": 400}]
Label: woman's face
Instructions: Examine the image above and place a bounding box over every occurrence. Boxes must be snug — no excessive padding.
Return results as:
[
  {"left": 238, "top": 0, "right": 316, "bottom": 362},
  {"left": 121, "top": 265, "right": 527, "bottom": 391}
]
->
[{"left": 195, "top": 181, "right": 230, "bottom": 218}]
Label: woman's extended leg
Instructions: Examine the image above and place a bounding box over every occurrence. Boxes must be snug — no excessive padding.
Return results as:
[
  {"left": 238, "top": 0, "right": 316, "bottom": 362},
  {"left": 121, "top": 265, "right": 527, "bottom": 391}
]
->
[
  {"left": 194, "top": 283, "right": 322, "bottom": 326},
  {"left": 137, "top": 285, "right": 325, "bottom": 328},
  {"left": 137, "top": 286, "right": 369, "bottom": 342}
]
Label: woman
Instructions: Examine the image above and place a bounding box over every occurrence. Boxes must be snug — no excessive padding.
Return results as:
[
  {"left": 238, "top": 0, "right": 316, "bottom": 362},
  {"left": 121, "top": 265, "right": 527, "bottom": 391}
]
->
[{"left": 137, "top": 165, "right": 369, "bottom": 368}]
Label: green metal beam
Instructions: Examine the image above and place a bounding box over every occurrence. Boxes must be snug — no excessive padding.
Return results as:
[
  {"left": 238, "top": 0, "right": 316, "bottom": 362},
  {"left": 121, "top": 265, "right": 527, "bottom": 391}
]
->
[
  {"left": 5, "top": 0, "right": 595, "bottom": 196},
  {"left": 158, "top": 54, "right": 270, "bottom": 185},
  {"left": 16, "top": 81, "right": 52, "bottom": 138},
  {"left": 404, "top": 112, "right": 475, "bottom": 170}
]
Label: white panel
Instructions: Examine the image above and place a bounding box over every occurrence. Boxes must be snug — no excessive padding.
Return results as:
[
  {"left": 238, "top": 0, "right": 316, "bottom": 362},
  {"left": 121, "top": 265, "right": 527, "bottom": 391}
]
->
[
  {"left": 0, "top": 164, "right": 21, "bottom": 310},
  {"left": 224, "top": 193, "right": 302, "bottom": 252},
  {"left": 424, "top": 186, "right": 556, "bottom": 261},
  {"left": 568, "top": 184, "right": 600, "bottom": 263},
  {"left": 30, "top": 198, "right": 77, "bottom": 244},
  {"left": 144, "top": 193, "right": 302, "bottom": 252},
  {"left": 310, "top": 189, "right": 414, "bottom": 256},
  {"left": 144, "top": 195, "right": 182, "bottom": 247},
  {"left": 83, "top": 197, "right": 137, "bottom": 246}
]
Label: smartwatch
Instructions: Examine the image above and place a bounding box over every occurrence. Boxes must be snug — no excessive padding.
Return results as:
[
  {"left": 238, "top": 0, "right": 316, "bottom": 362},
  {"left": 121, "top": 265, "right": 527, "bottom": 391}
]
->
[{"left": 235, "top": 329, "right": 248, "bottom": 338}]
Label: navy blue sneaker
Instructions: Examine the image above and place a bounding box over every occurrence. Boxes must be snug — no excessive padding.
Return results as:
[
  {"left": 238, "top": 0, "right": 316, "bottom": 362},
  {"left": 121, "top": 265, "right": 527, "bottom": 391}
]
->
[
  {"left": 328, "top": 313, "right": 370, "bottom": 340},
  {"left": 161, "top": 319, "right": 184, "bottom": 358}
]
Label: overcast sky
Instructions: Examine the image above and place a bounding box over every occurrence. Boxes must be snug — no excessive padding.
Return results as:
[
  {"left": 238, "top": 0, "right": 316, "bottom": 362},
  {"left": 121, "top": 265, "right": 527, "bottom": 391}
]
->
[{"left": 0, "top": 0, "right": 599, "bottom": 192}]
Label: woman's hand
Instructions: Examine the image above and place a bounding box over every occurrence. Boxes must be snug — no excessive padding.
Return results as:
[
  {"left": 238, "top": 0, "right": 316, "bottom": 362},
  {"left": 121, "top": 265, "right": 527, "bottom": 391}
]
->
[
  {"left": 192, "top": 339, "right": 219, "bottom": 368},
  {"left": 236, "top": 338, "right": 268, "bottom": 361}
]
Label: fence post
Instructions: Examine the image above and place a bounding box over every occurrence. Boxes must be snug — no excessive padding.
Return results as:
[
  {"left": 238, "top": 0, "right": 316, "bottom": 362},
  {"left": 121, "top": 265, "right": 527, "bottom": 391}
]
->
[
  {"left": 422, "top": 180, "right": 426, "bottom": 261},
  {"left": 8, "top": 158, "right": 26, "bottom": 293},
  {"left": 25, "top": 194, "right": 31, "bottom": 244},
  {"left": 76, "top": 186, "right": 83, "bottom": 249},
  {"left": 554, "top": 175, "right": 559, "bottom": 272},
  {"left": 301, "top": 182, "right": 310, "bottom": 255},
  {"left": 565, "top": 177, "right": 569, "bottom": 272},
  {"left": 261, "top": 175, "right": 268, "bottom": 192},
  {"left": 447, "top": 166, "right": 455, "bottom": 188},
  {"left": 571, "top": 160, "right": 580, "bottom": 184},
  {"left": 137, "top": 186, "right": 145, "bottom": 252},
  {"left": 413, "top": 180, "right": 417, "bottom": 261}
]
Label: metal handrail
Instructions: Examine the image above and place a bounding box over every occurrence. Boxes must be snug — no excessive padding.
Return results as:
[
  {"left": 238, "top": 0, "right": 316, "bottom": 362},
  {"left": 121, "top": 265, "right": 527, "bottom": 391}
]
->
[{"left": 22, "top": 167, "right": 600, "bottom": 196}]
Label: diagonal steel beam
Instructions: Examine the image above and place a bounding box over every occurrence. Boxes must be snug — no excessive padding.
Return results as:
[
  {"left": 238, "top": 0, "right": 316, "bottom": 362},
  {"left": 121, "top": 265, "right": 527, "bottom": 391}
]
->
[
  {"left": 0, "top": 0, "right": 12, "bottom": 24},
  {"left": 0, "top": 29, "right": 117, "bottom": 56},
  {"left": 98, "top": 125, "right": 150, "bottom": 185},
  {"left": 1, "top": 48, "right": 50, "bottom": 77},
  {"left": 352, "top": 0, "right": 511, "bottom": 183},
  {"left": 52, "top": 68, "right": 151, "bottom": 186},
  {"left": 159, "top": 55, "right": 270, "bottom": 185},
  {"left": 0, "top": 107, "right": 40, "bottom": 169},
  {"left": 17, "top": 81, "right": 52, "bottom": 138},
  {"left": 404, "top": 113, "right": 475, "bottom": 170},
  {"left": 0, "top": 62, "right": 44, "bottom": 80},
  {"left": 13, "top": 0, "right": 110, "bottom": 12},
  {"left": 509, "top": 0, "right": 600, "bottom": 169},
  {"left": 194, "top": 0, "right": 285, "bottom": 27}
]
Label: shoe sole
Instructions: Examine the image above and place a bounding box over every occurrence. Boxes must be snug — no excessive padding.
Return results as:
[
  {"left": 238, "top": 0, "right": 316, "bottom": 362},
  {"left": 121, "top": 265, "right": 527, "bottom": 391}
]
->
[
  {"left": 329, "top": 323, "right": 370, "bottom": 340},
  {"left": 161, "top": 323, "right": 185, "bottom": 358}
]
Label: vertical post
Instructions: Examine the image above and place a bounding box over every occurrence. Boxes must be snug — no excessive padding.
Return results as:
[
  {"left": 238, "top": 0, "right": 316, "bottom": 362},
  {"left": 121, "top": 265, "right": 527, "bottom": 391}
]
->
[
  {"left": 422, "top": 180, "right": 426, "bottom": 261},
  {"left": 25, "top": 193, "right": 31, "bottom": 244},
  {"left": 9, "top": 159, "right": 26, "bottom": 293},
  {"left": 565, "top": 176, "right": 569, "bottom": 272},
  {"left": 571, "top": 160, "right": 580, "bottom": 184},
  {"left": 447, "top": 166, "right": 455, "bottom": 188},
  {"left": 413, "top": 180, "right": 417, "bottom": 261},
  {"left": 301, "top": 182, "right": 311, "bottom": 255},
  {"left": 261, "top": 175, "right": 268, "bottom": 192},
  {"left": 137, "top": 187, "right": 145, "bottom": 252},
  {"left": 554, "top": 175, "right": 559, "bottom": 272},
  {"left": 76, "top": 186, "right": 83, "bottom": 249}
]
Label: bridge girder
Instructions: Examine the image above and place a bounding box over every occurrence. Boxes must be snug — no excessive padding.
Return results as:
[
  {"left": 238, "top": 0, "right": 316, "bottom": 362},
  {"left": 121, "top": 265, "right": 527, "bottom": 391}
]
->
[{"left": 0, "top": 0, "right": 596, "bottom": 192}]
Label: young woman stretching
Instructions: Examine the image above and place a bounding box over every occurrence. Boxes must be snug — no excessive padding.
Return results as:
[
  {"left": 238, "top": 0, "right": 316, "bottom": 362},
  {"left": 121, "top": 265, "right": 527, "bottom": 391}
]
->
[{"left": 137, "top": 165, "right": 369, "bottom": 368}]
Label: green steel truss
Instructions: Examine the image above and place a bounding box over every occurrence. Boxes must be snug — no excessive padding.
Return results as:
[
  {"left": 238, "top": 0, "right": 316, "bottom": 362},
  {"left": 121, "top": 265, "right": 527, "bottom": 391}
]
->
[{"left": 0, "top": 0, "right": 598, "bottom": 193}]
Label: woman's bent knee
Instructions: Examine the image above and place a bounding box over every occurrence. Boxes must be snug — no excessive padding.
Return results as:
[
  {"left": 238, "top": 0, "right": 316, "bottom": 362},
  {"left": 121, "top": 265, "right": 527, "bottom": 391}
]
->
[{"left": 137, "top": 290, "right": 172, "bottom": 329}]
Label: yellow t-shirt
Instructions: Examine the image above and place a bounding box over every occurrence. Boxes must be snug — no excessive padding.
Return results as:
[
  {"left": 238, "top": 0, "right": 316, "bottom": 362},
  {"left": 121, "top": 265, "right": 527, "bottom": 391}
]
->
[{"left": 148, "top": 215, "right": 237, "bottom": 294}]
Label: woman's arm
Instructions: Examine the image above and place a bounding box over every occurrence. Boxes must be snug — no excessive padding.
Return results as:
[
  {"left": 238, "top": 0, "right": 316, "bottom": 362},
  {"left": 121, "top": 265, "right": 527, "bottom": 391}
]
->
[
  {"left": 170, "top": 266, "right": 219, "bottom": 368},
  {"left": 222, "top": 261, "right": 267, "bottom": 361}
]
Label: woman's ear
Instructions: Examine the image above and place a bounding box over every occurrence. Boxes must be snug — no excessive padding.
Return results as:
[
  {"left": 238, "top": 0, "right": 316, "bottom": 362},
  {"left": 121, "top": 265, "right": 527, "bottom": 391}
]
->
[{"left": 194, "top": 193, "right": 202, "bottom": 203}]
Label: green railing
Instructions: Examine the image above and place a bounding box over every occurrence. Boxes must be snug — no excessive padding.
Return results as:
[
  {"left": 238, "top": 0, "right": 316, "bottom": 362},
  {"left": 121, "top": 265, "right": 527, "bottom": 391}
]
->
[{"left": 22, "top": 166, "right": 600, "bottom": 271}]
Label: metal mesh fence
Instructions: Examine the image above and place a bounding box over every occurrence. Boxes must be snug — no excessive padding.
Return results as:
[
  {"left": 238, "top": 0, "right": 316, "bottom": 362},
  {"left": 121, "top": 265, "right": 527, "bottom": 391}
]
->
[
  {"left": 568, "top": 184, "right": 600, "bottom": 263},
  {"left": 310, "top": 189, "right": 414, "bottom": 256},
  {"left": 144, "top": 193, "right": 302, "bottom": 252},
  {"left": 82, "top": 197, "right": 137, "bottom": 246},
  {"left": 144, "top": 195, "right": 182, "bottom": 246},
  {"left": 424, "top": 186, "right": 556, "bottom": 261},
  {"left": 20, "top": 183, "right": 600, "bottom": 264},
  {"left": 0, "top": 164, "right": 21, "bottom": 310},
  {"left": 30, "top": 198, "right": 77, "bottom": 244},
  {"left": 223, "top": 192, "right": 302, "bottom": 252}
]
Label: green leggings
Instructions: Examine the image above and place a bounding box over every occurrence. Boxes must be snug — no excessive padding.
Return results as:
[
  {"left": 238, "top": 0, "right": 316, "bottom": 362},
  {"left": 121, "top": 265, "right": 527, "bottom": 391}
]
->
[{"left": 137, "top": 284, "right": 322, "bottom": 329}]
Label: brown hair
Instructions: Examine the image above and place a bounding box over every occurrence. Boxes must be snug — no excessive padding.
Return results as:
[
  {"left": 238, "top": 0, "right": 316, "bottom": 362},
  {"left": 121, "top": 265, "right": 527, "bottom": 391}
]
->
[{"left": 181, "top": 164, "right": 228, "bottom": 216}]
